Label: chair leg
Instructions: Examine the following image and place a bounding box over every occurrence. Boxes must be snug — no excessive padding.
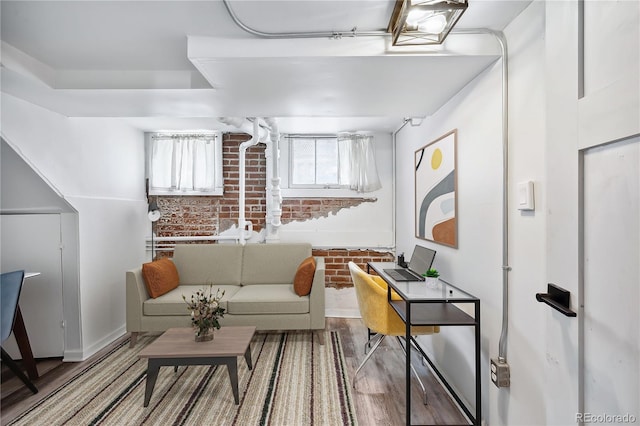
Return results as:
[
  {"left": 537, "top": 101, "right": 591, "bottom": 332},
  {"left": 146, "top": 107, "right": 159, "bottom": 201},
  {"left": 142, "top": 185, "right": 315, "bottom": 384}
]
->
[
  {"left": 1, "top": 347, "right": 38, "bottom": 394},
  {"left": 364, "top": 331, "right": 379, "bottom": 355},
  {"left": 353, "top": 334, "right": 386, "bottom": 387},
  {"left": 396, "top": 337, "right": 428, "bottom": 405},
  {"left": 366, "top": 328, "right": 375, "bottom": 352}
]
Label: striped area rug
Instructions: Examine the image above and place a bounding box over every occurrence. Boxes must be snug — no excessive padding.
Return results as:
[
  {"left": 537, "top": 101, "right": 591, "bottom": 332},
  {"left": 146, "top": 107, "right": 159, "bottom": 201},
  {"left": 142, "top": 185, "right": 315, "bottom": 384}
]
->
[{"left": 9, "top": 331, "right": 357, "bottom": 426}]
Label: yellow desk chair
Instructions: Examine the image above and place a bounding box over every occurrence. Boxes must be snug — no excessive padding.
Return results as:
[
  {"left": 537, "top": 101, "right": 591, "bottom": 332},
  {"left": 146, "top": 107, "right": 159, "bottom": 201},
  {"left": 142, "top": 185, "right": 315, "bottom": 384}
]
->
[{"left": 348, "top": 261, "right": 439, "bottom": 404}]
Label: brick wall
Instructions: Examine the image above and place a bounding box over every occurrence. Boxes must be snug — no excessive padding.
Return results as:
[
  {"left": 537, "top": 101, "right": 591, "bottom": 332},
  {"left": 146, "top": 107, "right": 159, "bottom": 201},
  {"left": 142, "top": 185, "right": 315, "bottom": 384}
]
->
[
  {"left": 154, "top": 132, "right": 393, "bottom": 287},
  {"left": 313, "top": 248, "right": 395, "bottom": 288},
  {"left": 155, "top": 133, "right": 374, "bottom": 237}
]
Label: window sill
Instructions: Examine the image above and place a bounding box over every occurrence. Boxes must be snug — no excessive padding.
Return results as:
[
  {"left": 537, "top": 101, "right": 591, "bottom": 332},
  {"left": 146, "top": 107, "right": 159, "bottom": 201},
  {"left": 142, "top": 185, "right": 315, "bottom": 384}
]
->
[
  {"left": 149, "top": 189, "right": 223, "bottom": 197},
  {"left": 281, "top": 188, "right": 370, "bottom": 199}
]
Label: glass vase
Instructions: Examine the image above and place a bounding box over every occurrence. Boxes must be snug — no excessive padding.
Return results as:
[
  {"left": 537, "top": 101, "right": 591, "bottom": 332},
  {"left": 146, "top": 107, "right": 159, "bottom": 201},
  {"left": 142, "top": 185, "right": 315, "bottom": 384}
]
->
[{"left": 195, "top": 328, "right": 214, "bottom": 342}]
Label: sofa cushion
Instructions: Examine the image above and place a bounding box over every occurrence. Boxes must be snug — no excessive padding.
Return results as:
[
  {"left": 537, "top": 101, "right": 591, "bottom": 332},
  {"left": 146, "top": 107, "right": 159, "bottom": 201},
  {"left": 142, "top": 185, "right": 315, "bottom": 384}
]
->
[
  {"left": 142, "top": 258, "right": 180, "bottom": 298},
  {"left": 227, "top": 284, "right": 309, "bottom": 315},
  {"left": 143, "top": 285, "right": 240, "bottom": 316},
  {"left": 172, "top": 244, "right": 243, "bottom": 286},
  {"left": 242, "top": 243, "right": 312, "bottom": 285},
  {"left": 294, "top": 256, "right": 316, "bottom": 296}
]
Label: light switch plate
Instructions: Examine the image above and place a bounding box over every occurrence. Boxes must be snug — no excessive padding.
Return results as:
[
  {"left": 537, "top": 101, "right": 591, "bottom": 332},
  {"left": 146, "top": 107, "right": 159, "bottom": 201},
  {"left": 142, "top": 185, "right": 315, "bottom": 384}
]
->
[{"left": 517, "top": 181, "right": 535, "bottom": 211}]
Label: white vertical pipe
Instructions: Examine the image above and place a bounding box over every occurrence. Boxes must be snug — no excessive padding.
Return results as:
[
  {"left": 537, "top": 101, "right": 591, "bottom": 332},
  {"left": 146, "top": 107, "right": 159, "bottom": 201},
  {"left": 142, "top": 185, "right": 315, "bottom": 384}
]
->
[
  {"left": 238, "top": 119, "right": 261, "bottom": 245},
  {"left": 453, "top": 28, "right": 511, "bottom": 362},
  {"left": 264, "top": 124, "right": 274, "bottom": 239},
  {"left": 264, "top": 117, "right": 282, "bottom": 242},
  {"left": 220, "top": 116, "right": 280, "bottom": 243}
]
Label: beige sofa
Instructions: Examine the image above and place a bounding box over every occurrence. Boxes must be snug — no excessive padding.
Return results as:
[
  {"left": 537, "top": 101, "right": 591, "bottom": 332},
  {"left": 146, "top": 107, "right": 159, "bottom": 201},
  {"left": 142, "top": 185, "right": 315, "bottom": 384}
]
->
[{"left": 126, "top": 243, "right": 325, "bottom": 346}]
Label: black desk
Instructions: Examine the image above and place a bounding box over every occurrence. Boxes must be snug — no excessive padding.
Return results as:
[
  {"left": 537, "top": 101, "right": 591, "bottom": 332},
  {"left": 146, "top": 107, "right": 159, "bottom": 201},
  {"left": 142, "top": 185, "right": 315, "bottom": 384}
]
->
[{"left": 367, "top": 262, "right": 481, "bottom": 426}]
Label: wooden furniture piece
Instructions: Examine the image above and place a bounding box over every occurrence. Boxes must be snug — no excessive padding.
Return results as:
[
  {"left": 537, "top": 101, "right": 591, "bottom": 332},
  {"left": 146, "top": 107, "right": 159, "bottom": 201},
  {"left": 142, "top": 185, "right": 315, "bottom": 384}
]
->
[
  {"left": 1, "top": 270, "right": 38, "bottom": 393},
  {"left": 138, "top": 326, "right": 255, "bottom": 407},
  {"left": 368, "top": 261, "right": 481, "bottom": 426}
]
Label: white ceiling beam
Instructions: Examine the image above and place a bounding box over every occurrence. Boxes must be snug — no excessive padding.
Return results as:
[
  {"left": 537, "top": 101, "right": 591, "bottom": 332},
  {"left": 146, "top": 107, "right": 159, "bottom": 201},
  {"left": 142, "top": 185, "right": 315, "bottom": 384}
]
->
[
  {"left": 1, "top": 42, "right": 56, "bottom": 88},
  {"left": 187, "top": 33, "right": 500, "bottom": 59}
]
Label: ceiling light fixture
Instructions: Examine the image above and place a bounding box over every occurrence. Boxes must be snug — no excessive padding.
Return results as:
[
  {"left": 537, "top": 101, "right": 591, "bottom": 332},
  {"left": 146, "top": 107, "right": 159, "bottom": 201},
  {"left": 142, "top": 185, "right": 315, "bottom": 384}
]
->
[{"left": 388, "top": 0, "right": 469, "bottom": 46}]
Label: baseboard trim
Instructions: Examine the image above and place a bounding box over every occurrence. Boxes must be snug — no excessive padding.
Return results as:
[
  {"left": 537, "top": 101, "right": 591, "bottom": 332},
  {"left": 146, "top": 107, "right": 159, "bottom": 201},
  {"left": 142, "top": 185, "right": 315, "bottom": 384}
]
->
[
  {"left": 64, "top": 325, "right": 127, "bottom": 362},
  {"left": 62, "top": 349, "right": 85, "bottom": 362},
  {"left": 325, "top": 309, "right": 361, "bottom": 318}
]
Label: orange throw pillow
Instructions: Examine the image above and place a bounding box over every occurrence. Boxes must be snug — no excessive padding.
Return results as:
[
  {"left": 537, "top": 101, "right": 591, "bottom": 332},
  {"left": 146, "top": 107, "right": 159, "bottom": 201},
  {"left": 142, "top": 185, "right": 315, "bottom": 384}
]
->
[
  {"left": 142, "top": 258, "right": 180, "bottom": 299},
  {"left": 294, "top": 256, "right": 316, "bottom": 296}
]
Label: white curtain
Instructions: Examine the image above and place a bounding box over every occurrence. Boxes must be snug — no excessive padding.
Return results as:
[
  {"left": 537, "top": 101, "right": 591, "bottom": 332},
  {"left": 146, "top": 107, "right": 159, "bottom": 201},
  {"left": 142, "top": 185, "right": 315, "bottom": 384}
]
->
[
  {"left": 338, "top": 134, "right": 382, "bottom": 193},
  {"left": 150, "top": 135, "right": 215, "bottom": 192}
]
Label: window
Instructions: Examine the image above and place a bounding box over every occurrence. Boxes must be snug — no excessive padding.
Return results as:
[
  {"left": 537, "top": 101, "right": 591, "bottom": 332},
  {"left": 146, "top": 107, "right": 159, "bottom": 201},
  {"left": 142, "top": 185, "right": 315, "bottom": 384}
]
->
[
  {"left": 287, "top": 134, "right": 382, "bottom": 194},
  {"left": 289, "top": 136, "right": 346, "bottom": 187},
  {"left": 147, "top": 132, "right": 223, "bottom": 196}
]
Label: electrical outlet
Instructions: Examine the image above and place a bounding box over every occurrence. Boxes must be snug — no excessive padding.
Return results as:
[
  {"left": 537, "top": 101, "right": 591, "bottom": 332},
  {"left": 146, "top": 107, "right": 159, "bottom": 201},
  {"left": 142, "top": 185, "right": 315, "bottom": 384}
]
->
[{"left": 491, "top": 358, "right": 510, "bottom": 387}]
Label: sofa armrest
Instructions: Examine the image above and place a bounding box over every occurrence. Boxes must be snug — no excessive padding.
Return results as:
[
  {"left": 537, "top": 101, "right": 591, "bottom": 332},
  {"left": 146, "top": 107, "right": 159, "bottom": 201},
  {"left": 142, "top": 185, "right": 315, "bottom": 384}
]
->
[
  {"left": 126, "top": 268, "right": 150, "bottom": 332},
  {"left": 309, "top": 256, "right": 326, "bottom": 330}
]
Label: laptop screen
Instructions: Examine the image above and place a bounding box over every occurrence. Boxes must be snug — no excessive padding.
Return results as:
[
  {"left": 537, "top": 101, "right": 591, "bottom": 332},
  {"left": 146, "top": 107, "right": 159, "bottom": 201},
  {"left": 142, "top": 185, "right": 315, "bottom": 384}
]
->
[{"left": 408, "top": 245, "right": 436, "bottom": 276}]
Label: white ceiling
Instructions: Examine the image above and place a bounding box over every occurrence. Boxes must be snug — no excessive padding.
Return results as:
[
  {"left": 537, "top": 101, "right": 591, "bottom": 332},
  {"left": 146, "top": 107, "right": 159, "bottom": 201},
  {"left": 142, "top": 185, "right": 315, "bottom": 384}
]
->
[{"left": 0, "top": 0, "right": 531, "bottom": 133}]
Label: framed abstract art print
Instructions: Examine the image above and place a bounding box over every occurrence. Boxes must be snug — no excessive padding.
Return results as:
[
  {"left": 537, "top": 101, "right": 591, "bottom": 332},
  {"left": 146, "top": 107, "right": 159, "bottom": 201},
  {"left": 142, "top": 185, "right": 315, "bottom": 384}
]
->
[{"left": 415, "top": 130, "right": 458, "bottom": 248}]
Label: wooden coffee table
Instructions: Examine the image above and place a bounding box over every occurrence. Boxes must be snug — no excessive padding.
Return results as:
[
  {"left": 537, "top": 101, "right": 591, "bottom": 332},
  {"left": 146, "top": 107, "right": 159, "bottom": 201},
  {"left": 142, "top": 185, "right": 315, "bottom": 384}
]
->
[{"left": 138, "top": 326, "right": 256, "bottom": 407}]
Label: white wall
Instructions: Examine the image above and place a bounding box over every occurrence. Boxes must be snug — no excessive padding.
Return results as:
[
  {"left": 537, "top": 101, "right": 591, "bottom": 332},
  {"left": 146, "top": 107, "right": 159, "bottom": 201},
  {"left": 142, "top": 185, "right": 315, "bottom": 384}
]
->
[
  {"left": 1, "top": 97, "right": 143, "bottom": 200},
  {"left": 396, "top": 48, "right": 505, "bottom": 425},
  {"left": 498, "top": 3, "right": 547, "bottom": 423},
  {"left": 1, "top": 94, "right": 148, "bottom": 360},
  {"left": 1, "top": 138, "right": 75, "bottom": 213},
  {"left": 395, "top": 2, "right": 548, "bottom": 424},
  {"left": 396, "top": 62, "right": 505, "bottom": 423}
]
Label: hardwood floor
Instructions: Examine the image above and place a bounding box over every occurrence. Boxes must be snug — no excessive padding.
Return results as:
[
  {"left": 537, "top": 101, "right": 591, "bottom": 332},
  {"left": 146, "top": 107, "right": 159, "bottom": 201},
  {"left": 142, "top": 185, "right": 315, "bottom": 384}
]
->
[
  {"left": 331, "top": 317, "right": 470, "bottom": 426},
  {"left": 1, "top": 318, "right": 469, "bottom": 425}
]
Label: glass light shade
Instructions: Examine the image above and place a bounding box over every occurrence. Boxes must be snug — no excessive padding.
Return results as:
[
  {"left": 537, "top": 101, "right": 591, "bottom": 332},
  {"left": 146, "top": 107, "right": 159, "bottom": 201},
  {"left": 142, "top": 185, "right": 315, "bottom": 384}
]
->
[
  {"left": 406, "top": 9, "right": 429, "bottom": 26},
  {"left": 418, "top": 14, "right": 447, "bottom": 34}
]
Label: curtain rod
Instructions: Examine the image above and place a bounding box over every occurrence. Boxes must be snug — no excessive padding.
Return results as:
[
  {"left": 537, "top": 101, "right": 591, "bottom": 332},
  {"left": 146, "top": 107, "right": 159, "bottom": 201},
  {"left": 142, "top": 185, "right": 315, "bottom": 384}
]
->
[
  {"left": 284, "top": 134, "right": 337, "bottom": 139},
  {"left": 151, "top": 133, "right": 217, "bottom": 140},
  {"left": 284, "top": 133, "right": 371, "bottom": 139}
]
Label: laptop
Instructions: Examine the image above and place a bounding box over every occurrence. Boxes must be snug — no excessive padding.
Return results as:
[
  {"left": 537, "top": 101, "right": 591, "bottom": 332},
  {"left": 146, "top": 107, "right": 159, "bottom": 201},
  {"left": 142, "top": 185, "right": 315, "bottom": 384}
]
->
[{"left": 383, "top": 245, "right": 436, "bottom": 282}]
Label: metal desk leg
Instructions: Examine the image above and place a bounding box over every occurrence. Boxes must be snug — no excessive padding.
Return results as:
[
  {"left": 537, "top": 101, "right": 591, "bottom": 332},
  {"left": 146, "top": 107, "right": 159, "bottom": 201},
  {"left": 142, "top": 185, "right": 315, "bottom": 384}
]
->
[
  {"left": 405, "top": 302, "right": 411, "bottom": 426},
  {"left": 12, "top": 306, "right": 39, "bottom": 380},
  {"left": 475, "top": 301, "right": 482, "bottom": 425}
]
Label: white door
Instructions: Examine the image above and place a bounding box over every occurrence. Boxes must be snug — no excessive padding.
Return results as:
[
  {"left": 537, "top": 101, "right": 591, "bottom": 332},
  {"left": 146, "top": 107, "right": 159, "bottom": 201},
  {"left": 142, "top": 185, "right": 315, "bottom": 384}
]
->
[
  {"left": 545, "top": 1, "right": 639, "bottom": 423},
  {"left": 583, "top": 139, "right": 640, "bottom": 421},
  {"left": 1, "top": 214, "right": 65, "bottom": 358},
  {"left": 578, "top": 0, "right": 640, "bottom": 422}
]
